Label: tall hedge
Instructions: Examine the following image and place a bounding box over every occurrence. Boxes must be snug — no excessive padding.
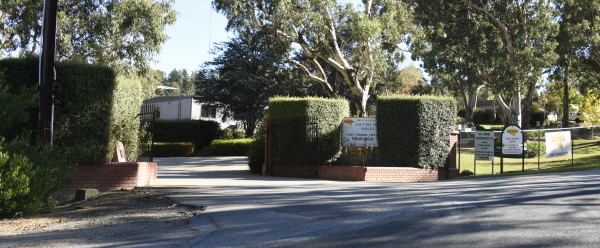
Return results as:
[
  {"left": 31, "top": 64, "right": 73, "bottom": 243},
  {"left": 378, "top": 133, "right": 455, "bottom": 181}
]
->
[
  {"left": 153, "top": 119, "right": 221, "bottom": 149},
  {"left": 376, "top": 95, "right": 456, "bottom": 169},
  {"left": 0, "top": 57, "right": 142, "bottom": 163},
  {"left": 268, "top": 97, "right": 349, "bottom": 165}
]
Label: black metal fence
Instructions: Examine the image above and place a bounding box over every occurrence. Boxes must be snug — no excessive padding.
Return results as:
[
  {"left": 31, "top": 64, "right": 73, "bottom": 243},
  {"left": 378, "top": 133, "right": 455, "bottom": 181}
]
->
[
  {"left": 136, "top": 104, "right": 157, "bottom": 162},
  {"left": 266, "top": 117, "right": 320, "bottom": 178},
  {"left": 458, "top": 125, "right": 600, "bottom": 175}
]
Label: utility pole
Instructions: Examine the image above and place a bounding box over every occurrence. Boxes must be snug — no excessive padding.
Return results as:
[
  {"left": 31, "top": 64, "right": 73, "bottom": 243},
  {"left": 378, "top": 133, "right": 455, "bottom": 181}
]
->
[{"left": 38, "top": 0, "right": 58, "bottom": 145}]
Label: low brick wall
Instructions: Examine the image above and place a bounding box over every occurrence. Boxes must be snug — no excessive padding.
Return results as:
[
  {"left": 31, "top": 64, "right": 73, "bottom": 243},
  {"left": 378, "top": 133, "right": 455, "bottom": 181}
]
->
[
  {"left": 58, "top": 162, "right": 157, "bottom": 200},
  {"left": 318, "top": 166, "right": 456, "bottom": 182}
]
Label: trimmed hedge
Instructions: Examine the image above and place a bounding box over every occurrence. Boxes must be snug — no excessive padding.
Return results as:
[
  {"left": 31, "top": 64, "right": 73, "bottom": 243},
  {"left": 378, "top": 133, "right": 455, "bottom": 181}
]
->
[
  {"left": 152, "top": 142, "right": 195, "bottom": 157},
  {"left": 376, "top": 95, "right": 456, "bottom": 169},
  {"left": 268, "top": 97, "right": 349, "bottom": 165},
  {"left": 211, "top": 138, "right": 253, "bottom": 156},
  {"left": 247, "top": 125, "right": 265, "bottom": 174},
  {"left": 153, "top": 119, "right": 221, "bottom": 149},
  {"left": 0, "top": 57, "right": 142, "bottom": 164}
]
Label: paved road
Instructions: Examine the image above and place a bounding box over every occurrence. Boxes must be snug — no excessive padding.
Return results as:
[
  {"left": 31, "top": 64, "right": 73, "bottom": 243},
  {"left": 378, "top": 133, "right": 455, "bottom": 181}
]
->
[{"left": 152, "top": 157, "right": 600, "bottom": 248}]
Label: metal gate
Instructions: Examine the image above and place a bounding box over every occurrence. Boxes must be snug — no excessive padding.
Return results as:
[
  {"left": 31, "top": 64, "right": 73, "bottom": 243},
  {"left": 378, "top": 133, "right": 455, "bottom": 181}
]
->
[
  {"left": 266, "top": 117, "right": 319, "bottom": 178},
  {"left": 136, "top": 104, "right": 157, "bottom": 162}
]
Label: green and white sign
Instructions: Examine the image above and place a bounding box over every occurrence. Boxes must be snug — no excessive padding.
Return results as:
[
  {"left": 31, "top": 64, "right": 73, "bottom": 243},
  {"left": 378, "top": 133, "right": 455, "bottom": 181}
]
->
[{"left": 475, "top": 131, "right": 494, "bottom": 161}]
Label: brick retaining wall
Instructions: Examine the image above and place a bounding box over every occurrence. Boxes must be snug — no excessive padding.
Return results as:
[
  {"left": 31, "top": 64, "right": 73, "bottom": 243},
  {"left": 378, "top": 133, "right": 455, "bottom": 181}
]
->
[
  {"left": 58, "top": 162, "right": 157, "bottom": 200},
  {"left": 318, "top": 166, "right": 453, "bottom": 182}
]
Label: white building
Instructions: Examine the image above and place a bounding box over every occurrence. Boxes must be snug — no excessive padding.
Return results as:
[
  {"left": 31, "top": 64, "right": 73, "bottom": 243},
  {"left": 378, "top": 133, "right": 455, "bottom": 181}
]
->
[{"left": 142, "top": 96, "right": 236, "bottom": 129}]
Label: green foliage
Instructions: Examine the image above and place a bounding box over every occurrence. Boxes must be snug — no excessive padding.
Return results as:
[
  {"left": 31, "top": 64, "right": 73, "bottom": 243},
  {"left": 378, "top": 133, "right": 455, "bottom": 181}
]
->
[
  {"left": 111, "top": 76, "right": 144, "bottom": 161},
  {"left": 247, "top": 126, "right": 265, "bottom": 174},
  {"left": 472, "top": 108, "right": 495, "bottom": 124},
  {"left": 153, "top": 119, "right": 222, "bottom": 149},
  {"left": 1, "top": 0, "right": 177, "bottom": 72},
  {"left": 268, "top": 97, "right": 350, "bottom": 165},
  {"left": 0, "top": 85, "right": 37, "bottom": 140},
  {"left": 196, "top": 30, "right": 319, "bottom": 136},
  {"left": 211, "top": 138, "right": 253, "bottom": 156},
  {"left": 221, "top": 129, "right": 247, "bottom": 139},
  {"left": 376, "top": 95, "right": 456, "bottom": 169},
  {"left": 0, "top": 58, "right": 144, "bottom": 164},
  {"left": 0, "top": 137, "right": 80, "bottom": 217},
  {"left": 460, "top": 170, "right": 474, "bottom": 177},
  {"left": 213, "top": 0, "right": 422, "bottom": 116},
  {"left": 152, "top": 142, "right": 194, "bottom": 157}
]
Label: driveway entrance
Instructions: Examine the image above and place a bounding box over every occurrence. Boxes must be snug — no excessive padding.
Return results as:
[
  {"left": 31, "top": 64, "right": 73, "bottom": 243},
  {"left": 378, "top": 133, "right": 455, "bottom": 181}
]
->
[{"left": 152, "top": 157, "right": 600, "bottom": 247}]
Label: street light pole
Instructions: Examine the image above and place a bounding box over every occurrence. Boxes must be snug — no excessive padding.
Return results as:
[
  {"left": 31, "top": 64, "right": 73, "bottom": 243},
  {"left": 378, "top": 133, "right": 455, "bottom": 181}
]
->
[{"left": 38, "top": 0, "right": 58, "bottom": 145}]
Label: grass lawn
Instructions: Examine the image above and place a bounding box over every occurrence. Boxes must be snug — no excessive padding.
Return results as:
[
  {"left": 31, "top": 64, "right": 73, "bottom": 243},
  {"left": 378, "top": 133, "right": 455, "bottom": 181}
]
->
[{"left": 457, "top": 139, "right": 600, "bottom": 176}]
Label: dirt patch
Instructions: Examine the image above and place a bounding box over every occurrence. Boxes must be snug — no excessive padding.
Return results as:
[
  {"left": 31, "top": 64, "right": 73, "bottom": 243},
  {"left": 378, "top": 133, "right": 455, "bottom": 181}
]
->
[{"left": 0, "top": 189, "right": 205, "bottom": 247}]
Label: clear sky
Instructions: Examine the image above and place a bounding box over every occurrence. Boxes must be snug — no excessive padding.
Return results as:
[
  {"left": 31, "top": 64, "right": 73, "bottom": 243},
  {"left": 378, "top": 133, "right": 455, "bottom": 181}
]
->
[{"left": 152, "top": 0, "right": 233, "bottom": 73}]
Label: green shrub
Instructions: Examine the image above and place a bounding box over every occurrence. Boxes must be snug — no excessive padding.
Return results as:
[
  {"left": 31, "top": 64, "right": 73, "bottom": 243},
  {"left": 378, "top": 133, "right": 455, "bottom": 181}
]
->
[
  {"left": 153, "top": 119, "right": 221, "bottom": 150},
  {"left": 0, "top": 58, "right": 143, "bottom": 164},
  {"left": 460, "top": 169, "right": 474, "bottom": 176},
  {"left": 268, "top": 97, "right": 349, "bottom": 165},
  {"left": 472, "top": 108, "right": 495, "bottom": 124},
  {"left": 247, "top": 126, "right": 265, "bottom": 174},
  {"left": 376, "top": 95, "right": 456, "bottom": 169},
  {"left": 211, "top": 138, "right": 253, "bottom": 156},
  {"left": 110, "top": 76, "right": 143, "bottom": 161},
  {"left": 0, "top": 136, "right": 80, "bottom": 217},
  {"left": 152, "top": 142, "right": 195, "bottom": 157},
  {"left": 0, "top": 85, "right": 37, "bottom": 140},
  {"left": 221, "top": 128, "right": 246, "bottom": 139}
]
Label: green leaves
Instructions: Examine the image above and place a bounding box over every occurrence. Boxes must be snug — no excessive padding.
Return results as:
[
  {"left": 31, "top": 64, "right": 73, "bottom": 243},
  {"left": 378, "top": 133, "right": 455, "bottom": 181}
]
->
[{"left": 1, "top": 0, "right": 176, "bottom": 73}]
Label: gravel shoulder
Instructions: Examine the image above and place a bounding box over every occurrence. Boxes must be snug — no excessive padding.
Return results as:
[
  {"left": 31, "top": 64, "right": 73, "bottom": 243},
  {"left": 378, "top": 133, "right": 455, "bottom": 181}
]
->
[{"left": 0, "top": 189, "right": 205, "bottom": 248}]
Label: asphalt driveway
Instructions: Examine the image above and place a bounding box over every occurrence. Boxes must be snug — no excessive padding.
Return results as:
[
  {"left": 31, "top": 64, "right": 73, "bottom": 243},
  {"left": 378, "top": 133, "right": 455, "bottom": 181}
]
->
[{"left": 152, "top": 157, "right": 600, "bottom": 248}]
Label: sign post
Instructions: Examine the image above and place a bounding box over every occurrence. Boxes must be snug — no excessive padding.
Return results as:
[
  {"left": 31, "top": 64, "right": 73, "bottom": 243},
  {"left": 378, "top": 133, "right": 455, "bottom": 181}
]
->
[
  {"left": 502, "top": 125, "right": 524, "bottom": 173},
  {"left": 475, "top": 131, "right": 495, "bottom": 175}
]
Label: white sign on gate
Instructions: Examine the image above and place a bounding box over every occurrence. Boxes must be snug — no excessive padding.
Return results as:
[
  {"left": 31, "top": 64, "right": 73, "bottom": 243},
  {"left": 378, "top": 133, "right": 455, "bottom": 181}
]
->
[
  {"left": 342, "top": 117, "right": 378, "bottom": 147},
  {"left": 545, "top": 131, "right": 572, "bottom": 158},
  {"left": 475, "top": 131, "right": 495, "bottom": 161}
]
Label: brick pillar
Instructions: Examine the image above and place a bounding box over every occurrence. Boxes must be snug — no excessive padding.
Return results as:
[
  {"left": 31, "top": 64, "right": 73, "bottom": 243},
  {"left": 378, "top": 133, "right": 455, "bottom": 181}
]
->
[{"left": 448, "top": 131, "right": 459, "bottom": 179}]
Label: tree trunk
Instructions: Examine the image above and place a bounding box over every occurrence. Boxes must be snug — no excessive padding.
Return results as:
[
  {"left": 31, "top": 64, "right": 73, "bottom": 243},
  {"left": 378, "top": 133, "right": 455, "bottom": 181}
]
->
[
  {"left": 562, "top": 65, "right": 570, "bottom": 128},
  {"left": 521, "top": 79, "right": 538, "bottom": 128}
]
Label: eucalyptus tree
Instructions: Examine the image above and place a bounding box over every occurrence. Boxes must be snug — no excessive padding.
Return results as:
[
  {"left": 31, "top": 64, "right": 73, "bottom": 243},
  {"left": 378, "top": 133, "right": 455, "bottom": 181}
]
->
[
  {"left": 212, "top": 0, "right": 421, "bottom": 116},
  {"left": 0, "top": 0, "right": 176, "bottom": 72},
  {"left": 413, "top": 0, "right": 558, "bottom": 126},
  {"left": 554, "top": 0, "right": 600, "bottom": 126},
  {"left": 412, "top": 1, "right": 503, "bottom": 123}
]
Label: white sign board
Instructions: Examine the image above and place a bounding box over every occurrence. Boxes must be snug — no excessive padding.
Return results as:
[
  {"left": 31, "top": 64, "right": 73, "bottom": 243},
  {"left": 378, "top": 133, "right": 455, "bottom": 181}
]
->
[
  {"left": 545, "top": 131, "right": 572, "bottom": 158},
  {"left": 502, "top": 125, "right": 523, "bottom": 155},
  {"left": 342, "top": 117, "right": 378, "bottom": 147},
  {"left": 475, "top": 131, "right": 495, "bottom": 161},
  {"left": 112, "top": 140, "right": 127, "bottom": 162}
]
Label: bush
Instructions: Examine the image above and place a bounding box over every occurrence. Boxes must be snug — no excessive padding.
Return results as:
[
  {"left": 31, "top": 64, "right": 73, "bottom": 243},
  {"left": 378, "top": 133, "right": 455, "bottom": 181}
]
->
[
  {"left": 460, "top": 170, "right": 474, "bottom": 176},
  {"left": 0, "top": 57, "right": 143, "bottom": 164},
  {"left": 221, "top": 128, "right": 246, "bottom": 139},
  {"left": 153, "top": 119, "right": 222, "bottom": 150},
  {"left": 472, "top": 108, "right": 495, "bottom": 124},
  {"left": 376, "top": 95, "right": 456, "bottom": 169},
  {"left": 152, "top": 142, "right": 195, "bottom": 157},
  {"left": 268, "top": 97, "right": 349, "bottom": 165},
  {"left": 247, "top": 126, "right": 265, "bottom": 174},
  {"left": 0, "top": 136, "right": 80, "bottom": 217},
  {"left": 211, "top": 138, "right": 253, "bottom": 156}
]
